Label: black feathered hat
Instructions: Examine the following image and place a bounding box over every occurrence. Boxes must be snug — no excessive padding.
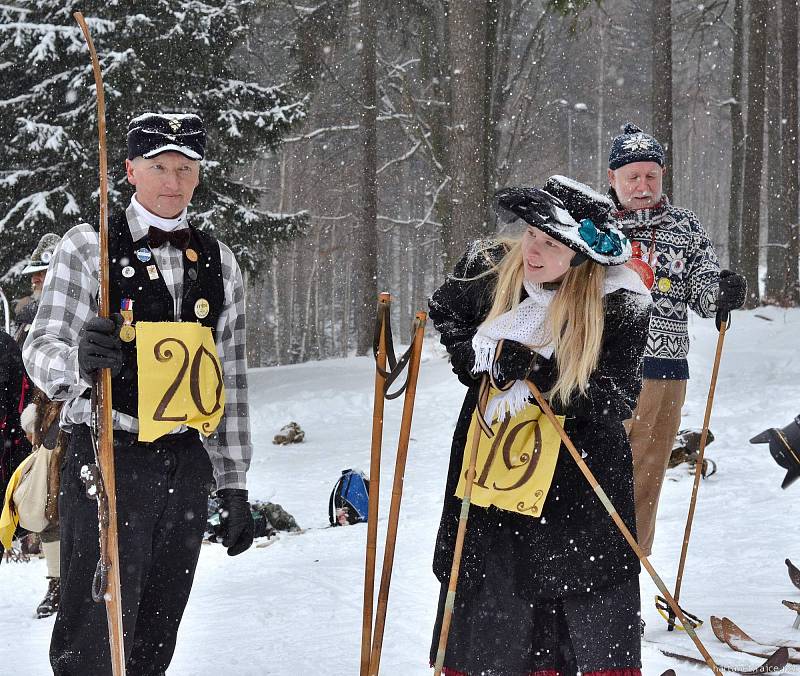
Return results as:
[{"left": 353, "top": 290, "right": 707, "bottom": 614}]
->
[
  {"left": 127, "top": 112, "right": 206, "bottom": 160},
  {"left": 608, "top": 122, "right": 664, "bottom": 170},
  {"left": 750, "top": 415, "right": 800, "bottom": 489},
  {"left": 493, "top": 175, "right": 631, "bottom": 266}
]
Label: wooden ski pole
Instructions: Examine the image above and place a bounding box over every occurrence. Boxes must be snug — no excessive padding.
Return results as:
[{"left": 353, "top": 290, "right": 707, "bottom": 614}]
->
[
  {"left": 433, "top": 376, "right": 490, "bottom": 676},
  {"left": 524, "top": 380, "right": 722, "bottom": 676},
  {"left": 669, "top": 315, "right": 729, "bottom": 631},
  {"left": 73, "top": 12, "right": 125, "bottom": 676},
  {"left": 368, "top": 312, "right": 427, "bottom": 676},
  {"left": 361, "top": 293, "right": 391, "bottom": 676}
]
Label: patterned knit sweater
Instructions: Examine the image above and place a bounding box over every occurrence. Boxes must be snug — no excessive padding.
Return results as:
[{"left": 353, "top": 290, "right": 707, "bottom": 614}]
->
[{"left": 614, "top": 197, "right": 720, "bottom": 380}]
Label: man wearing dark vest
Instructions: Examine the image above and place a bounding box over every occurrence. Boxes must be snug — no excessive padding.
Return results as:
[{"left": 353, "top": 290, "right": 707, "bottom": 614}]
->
[{"left": 23, "top": 113, "right": 255, "bottom": 675}]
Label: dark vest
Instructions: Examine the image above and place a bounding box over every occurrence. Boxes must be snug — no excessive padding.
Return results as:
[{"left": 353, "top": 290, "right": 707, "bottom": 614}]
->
[{"left": 105, "top": 211, "right": 225, "bottom": 419}]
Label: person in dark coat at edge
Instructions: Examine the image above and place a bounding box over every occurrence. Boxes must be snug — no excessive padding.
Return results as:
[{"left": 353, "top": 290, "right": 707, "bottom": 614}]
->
[
  {"left": 16, "top": 233, "right": 65, "bottom": 617},
  {"left": 23, "top": 113, "right": 255, "bottom": 675},
  {"left": 428, "top": 175, "right": 653, "bottom": 676},
  {"left": 0, "top": 234, "right": 59, "bottom": 564},
  {"left": 0, "top": 322, "right": 30, "bottom": 520}
]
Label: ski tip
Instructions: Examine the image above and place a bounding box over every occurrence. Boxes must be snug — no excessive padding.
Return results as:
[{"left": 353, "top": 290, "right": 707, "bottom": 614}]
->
[
  {"left": 709, "top": 615, "right": 725, "bottom": 642},
  {"left": 743, "top": 646, "right": 789, "bottom": 675}
]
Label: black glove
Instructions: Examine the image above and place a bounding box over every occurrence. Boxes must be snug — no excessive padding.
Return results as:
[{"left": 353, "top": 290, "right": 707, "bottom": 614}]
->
[
  {"left": 716, "top": 269, "right": 747, "bottom": 329},
  {"left": 492, "top": 340, "right": 537, "bottom": 389},
  {"left": 215, "top": 488, "right": 255, "bottom": 556},
  {"left": 78, "top": 315, "right": 124, "bottom": 382}
]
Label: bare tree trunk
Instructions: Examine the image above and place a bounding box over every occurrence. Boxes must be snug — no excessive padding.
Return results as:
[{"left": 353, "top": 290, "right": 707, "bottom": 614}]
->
[
  {"left": 299, "top": 249, "right": 319, "bottom": 362},
  {"left": 354, "top": 0, "right": 379, "bottom": 355},
  {"left": 783, "top": 0, "right": 800, "bottom": 303},
  {"left": 484, "top": 0, "right": 499, "bottom": 204},
  {"left": 343, "top": 258, "right": 352, "bottom": 357},
  {"left": 330, "top": 223, "right": 338, "bottom": 356},
  {"left": 765, "top": 4, "right": 785, "bottom": 299},
  {"left": 652, "top": 0, "right": 674, "bottom": 197},
  {"left": 443, "top": 0, "right": 490, "bottom": 268},
  {"left": 245, "top": 272, "right": 262, "bottom": 367},
  {"left": 741, "top": 0, "right": 768, "bottom": 306},
  {"left": 270, "top": 256, "right": 282, "bottom": 364},
  {"left": 728, "top": 0, "right": 746, "bottom": 270},
  {"left": 287, "top": 240, "right": 299, "bottom": 362},
  {"left": 596, "top": 17, "right": 607, "bottom": 188},
  {"left": 314, "top": 228, "right": 322, "bottom": 359}
]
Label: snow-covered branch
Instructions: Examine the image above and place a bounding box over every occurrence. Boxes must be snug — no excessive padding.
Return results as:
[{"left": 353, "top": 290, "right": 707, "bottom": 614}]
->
[
  {"left": 377, "top": 139, "right": 422, "bottom": 175},
  {"left": 284, "top": 124, "right": 360, "bottom": 143}
]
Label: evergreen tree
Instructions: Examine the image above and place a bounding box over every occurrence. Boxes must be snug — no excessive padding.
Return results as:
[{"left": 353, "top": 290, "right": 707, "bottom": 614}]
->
[{"left": 0, "top": 0, "right": 309, "bottom": 290}]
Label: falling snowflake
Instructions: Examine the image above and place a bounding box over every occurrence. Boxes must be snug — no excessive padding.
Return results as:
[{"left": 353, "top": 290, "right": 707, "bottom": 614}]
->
[{"left": 622, "top": 133, "right": 653, "bottom": 152}]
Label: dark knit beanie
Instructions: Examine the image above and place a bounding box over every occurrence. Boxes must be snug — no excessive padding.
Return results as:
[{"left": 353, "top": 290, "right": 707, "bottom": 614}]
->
[{"left": 608, "top": 123, "right": 664, "bottom": 170}]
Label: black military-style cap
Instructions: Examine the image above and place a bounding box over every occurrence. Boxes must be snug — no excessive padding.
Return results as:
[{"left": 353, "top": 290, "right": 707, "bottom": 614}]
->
[{"left": 127, "top": 112, "right": 206, "bottom": 161}]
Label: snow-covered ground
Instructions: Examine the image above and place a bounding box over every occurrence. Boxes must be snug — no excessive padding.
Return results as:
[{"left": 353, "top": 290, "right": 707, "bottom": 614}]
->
[{"left": 1, "top": 306, "right": 797, "bottom": 675}]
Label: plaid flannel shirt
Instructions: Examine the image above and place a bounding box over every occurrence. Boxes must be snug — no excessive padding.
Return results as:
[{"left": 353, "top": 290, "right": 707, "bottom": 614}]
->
[{"left": 22, "top": 202, "right": 252, "bottom": 490}]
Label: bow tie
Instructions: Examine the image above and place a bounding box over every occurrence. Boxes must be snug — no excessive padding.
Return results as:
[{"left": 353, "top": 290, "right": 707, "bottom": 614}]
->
[{"left": 148, "top": 226, "right": 191, "bottom": 251}]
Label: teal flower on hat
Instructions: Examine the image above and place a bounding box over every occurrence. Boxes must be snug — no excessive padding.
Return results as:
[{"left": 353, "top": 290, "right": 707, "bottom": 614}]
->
[{"left": 579, "top": 218, "right": 625, "bottom": 257}]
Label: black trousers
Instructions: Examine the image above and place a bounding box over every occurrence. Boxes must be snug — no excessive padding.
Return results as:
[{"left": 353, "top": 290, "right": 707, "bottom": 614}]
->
[{"left": 51, "top": 425, "right": 213, "bottom": 676}]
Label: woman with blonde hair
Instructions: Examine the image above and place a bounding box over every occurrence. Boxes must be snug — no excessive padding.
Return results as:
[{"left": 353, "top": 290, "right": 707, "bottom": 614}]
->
[{"left": 428, "top": 176, "right": 652, "bottom": 676}]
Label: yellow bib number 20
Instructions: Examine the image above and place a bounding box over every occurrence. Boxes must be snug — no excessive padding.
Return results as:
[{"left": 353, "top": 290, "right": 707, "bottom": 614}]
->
[{"left": 136, "top": 321, "right": 226, "bottom": 442}]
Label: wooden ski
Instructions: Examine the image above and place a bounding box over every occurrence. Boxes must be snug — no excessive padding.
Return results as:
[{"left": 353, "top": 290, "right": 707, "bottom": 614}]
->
[
  {"left": 711, "top": 615, "right": 800, "bottom": 658},
  {"left": 782, "top": 600, "right": 800, "bottom": 629},
  {"left": 657, "top": 645, "right": 788, "bottom": 674},
  {"left": 786, "top": 558, "right": 800, "bottom": 591},
  {"left": 73, "top": 12, "right": 125, "bottom": 676}
]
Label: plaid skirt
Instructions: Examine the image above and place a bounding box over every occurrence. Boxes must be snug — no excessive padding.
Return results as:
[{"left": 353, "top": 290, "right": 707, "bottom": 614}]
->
[{"left": 429, "top": 538, "right": 641, "bottom": 676}]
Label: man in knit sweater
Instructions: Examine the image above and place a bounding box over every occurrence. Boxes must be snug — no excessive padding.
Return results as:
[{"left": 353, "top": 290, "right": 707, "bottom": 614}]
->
[{"left": 607, "top": 123, "right": 747, "bottom": 556}]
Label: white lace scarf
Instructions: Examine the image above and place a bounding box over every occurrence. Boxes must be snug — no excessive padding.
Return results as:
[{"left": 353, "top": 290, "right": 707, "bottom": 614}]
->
[{"left": 471, "top": 265, "right": 649, "bottom": 423}]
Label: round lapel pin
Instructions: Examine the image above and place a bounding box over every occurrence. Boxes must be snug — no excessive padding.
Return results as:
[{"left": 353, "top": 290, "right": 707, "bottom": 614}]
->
[
  {"left": 194, "top": 298, "right": 210, "bottom": 319},
  {"left": 186, "top": 248, "right": 198, "bottom": 263},
  {"left": 135, "top": 248, "right": 152, "bottom": 263},
  {"left": 122, "top": 266, "right": 135, "bottom": 278}
]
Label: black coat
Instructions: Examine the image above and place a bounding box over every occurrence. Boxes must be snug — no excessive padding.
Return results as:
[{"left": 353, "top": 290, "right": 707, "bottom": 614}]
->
[
  {"left": 429, "top": 243, "right": 651, "bottom": 599},
  {"left": 0, "top": 330, "right": 31, "bottom": 498}
]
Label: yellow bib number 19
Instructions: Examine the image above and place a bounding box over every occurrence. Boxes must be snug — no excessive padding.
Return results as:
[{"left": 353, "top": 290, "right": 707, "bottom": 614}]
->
[
  {"left": 135, "top": 321, "right": 226, "bottom": 442},
  {"left": 455, "top": 391, "right": 564, "bottom": 518}
]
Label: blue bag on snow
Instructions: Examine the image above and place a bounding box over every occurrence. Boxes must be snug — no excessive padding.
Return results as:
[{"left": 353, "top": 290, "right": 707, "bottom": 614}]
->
[{"left": 329, "top": 469, "right": 369, "bottom": 526}]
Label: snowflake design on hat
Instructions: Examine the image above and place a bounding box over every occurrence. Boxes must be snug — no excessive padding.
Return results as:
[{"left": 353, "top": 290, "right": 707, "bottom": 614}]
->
[{"left": 622, "top": 133, "right": 653, "bottom": 152}]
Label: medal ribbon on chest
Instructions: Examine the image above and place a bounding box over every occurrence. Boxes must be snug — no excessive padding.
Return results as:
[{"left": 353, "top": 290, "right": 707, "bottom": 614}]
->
[{"left": 120, "top": 298, "right": 136, "bottom": 343}]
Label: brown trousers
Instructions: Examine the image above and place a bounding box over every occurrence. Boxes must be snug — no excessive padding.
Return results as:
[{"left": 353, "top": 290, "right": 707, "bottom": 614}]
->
[{"left": 624, "top": 378, "right": 687, "bottom": 557}]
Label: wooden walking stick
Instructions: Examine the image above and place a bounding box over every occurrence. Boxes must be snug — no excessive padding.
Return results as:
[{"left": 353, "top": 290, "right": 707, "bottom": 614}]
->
[
  {"left": 433, "top": 376, "right": 491, "bottom": 676},
  {"left": 73, "top": 12, "right": 126, "bottom": 676},
  {"left": 524, "top": 380, "right": 723, "bottom": 676},
  {"left": 367, "top": 311, "right": 427, "bottom": 676},
  {"left": 668, "top": 313, "right": 730, "bottom": 631},
  {"left": 361, "top": 293, "right": 391, "bottom": 676}
]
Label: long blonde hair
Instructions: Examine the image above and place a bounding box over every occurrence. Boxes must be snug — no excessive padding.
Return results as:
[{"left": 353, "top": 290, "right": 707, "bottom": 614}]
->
[{"left": 478, "top": 238, "right": 606, "bottom": 405}]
